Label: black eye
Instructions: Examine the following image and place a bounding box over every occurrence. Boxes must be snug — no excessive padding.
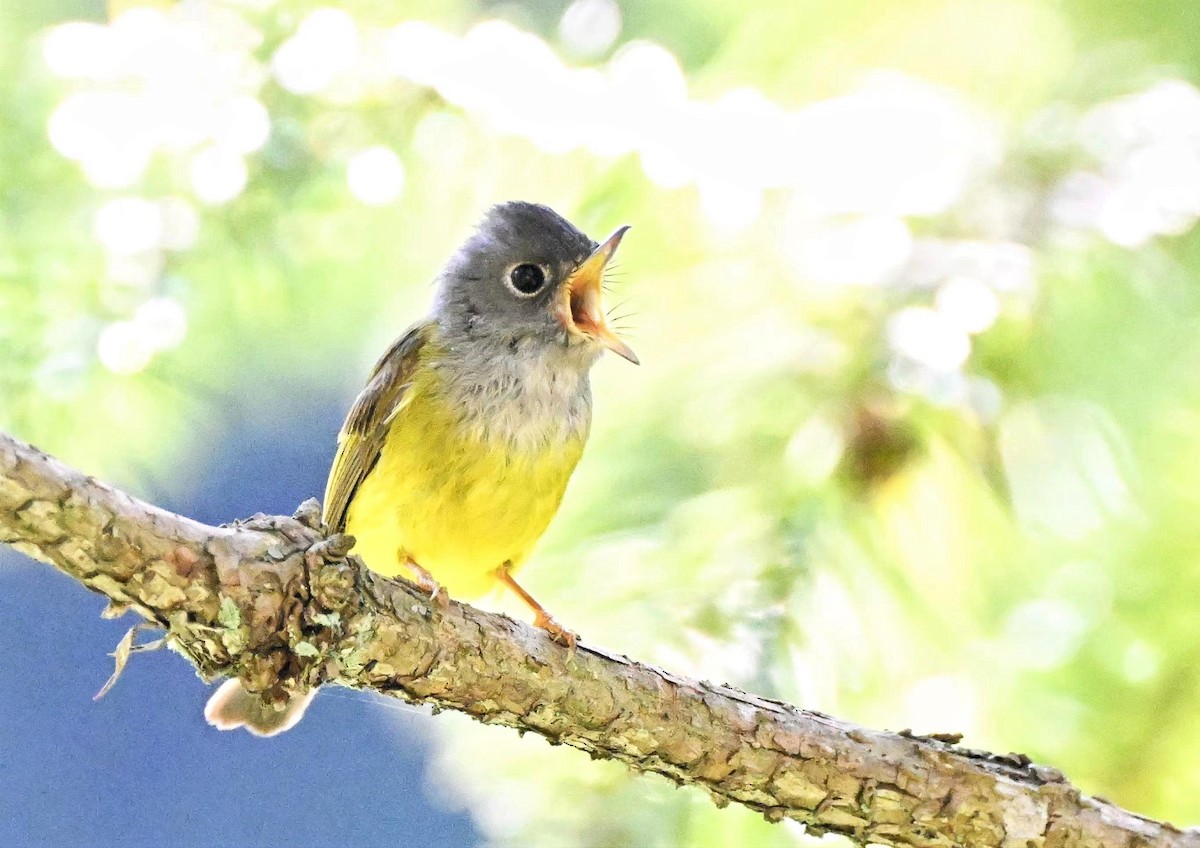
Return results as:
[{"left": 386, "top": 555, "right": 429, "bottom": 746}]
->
[{"left": 509, "top": 263, "right": 546, "bottom": 295}]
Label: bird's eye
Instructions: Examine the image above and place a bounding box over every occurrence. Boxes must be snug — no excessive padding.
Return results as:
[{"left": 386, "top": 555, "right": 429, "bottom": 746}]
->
[{"left": 508, "top": 263, "right": 546, "bottom": 295}]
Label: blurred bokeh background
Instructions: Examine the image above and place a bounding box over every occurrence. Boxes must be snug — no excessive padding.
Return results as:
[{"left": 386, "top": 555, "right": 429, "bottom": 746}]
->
[{"left": 3, "top": 0, "right": 1200, "bottom": 845}]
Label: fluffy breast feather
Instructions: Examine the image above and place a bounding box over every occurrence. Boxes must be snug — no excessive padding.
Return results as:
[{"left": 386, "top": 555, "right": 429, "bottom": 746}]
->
[
  {"left": 432, "top": 337, "right": 593, "bottom": 453},
  {"left": 343, "top": 338, "right": 593, "bottom": 598}
]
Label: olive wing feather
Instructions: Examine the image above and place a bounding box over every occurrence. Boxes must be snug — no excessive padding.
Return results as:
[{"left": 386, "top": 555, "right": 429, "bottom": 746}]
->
[{"left": 321, "top": 322, "right": 433, "bottom": 532}]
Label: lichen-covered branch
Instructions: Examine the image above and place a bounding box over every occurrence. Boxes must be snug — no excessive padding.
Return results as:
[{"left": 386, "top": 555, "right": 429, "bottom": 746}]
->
[{"left": 0, "top": 430, "right": 1195, "bottom": 848}]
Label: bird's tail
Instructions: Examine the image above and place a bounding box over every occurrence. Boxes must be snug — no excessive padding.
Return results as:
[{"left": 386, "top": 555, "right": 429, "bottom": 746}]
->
[{"left": 204, "top": 680, "right": 316, "bottom": 737}]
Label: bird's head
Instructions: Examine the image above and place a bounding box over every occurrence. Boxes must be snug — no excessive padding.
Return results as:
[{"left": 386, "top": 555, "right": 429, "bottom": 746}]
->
[{"left": 435, "top": 202, "right": 637, "bottom": 366}]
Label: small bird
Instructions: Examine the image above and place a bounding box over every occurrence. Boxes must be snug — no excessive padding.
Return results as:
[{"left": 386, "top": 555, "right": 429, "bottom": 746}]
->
[{"left": 206, "top": 201, "right": 635, "bottom": 735}]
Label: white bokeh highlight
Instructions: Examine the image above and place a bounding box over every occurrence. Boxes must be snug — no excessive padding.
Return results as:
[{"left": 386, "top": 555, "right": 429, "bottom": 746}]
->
[
  {"left": 559, "top": 0, "right": 622, "bottom": 58},
  {"left": 347, "top": 146, "right": 406, "bottom": 206}
]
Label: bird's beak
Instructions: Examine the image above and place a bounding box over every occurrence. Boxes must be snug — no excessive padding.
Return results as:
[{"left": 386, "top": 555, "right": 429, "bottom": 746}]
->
[{"left": 558, "top": 225, "right": 638, "bottom": 364}]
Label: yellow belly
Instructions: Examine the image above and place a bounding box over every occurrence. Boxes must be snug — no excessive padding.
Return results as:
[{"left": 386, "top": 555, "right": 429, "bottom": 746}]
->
[{"left": 343, "top": 376, "right": 586, "bottom": 601}]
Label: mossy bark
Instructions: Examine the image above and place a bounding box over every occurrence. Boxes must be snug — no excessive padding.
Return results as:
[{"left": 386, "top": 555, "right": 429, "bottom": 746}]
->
[{"left": 1, "top": 431, "right": 1195, "bottom": 848}]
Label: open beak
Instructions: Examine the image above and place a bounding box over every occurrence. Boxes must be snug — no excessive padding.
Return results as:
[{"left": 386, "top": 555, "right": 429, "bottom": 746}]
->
[{"left": 558, "top": 225, "right": 638, "bottom": 364}]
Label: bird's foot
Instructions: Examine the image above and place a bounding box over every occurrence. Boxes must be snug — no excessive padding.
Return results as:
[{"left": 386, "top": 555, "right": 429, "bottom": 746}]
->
[
  {"left": 533, "top": 610, "right": 578, "bottom": 658},
  {"left": 494, "top": 562, "right": 578, "bottom": 658},
  {"left": 405, "top": 559, "right": 450, "bottom": 608}
]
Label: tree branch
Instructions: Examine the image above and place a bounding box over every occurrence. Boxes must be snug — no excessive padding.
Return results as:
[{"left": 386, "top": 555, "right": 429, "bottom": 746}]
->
[{"left": 0, "top": 430, "right": 1194, "bottom": 848}]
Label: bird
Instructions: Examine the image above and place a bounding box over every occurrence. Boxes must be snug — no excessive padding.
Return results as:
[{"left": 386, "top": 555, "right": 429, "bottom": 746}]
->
[{"left": 205, "top": 201, "right": 636, "bottom": 736}]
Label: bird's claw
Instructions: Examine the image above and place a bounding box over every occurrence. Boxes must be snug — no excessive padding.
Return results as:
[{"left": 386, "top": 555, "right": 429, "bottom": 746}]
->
[
  {"left": 417, "top": 575, "right": 450, "bottom": 609},
  {"left": 534, "top": 611, "right": 578, "bottom": 658},
  {"left": 404, "top": 558, "right": 450, "bottom": 608}
]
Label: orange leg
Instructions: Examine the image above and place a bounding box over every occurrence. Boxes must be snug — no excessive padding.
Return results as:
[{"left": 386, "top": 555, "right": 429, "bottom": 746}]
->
[
  {"left": 399, "top": 551, "right": 449, "bottom": 608},
  {"left": 495, "top": 561, "right": 577, "bottom": 655}
]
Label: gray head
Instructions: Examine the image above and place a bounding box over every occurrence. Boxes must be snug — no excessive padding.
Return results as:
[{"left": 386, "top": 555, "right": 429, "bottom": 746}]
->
[{"left": 433, "top": 202, "right": 636, "bottom": 367}]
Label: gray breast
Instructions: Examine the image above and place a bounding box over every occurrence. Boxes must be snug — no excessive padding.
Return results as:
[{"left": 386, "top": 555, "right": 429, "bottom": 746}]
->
[{"left": 433, "top": 339, "right": 594, "bottom": 452}]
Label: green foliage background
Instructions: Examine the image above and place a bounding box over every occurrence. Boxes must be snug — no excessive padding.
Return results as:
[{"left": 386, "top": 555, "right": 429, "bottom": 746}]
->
[{"left": 3, "top": 0, "right": 1200, "bottom": 844}]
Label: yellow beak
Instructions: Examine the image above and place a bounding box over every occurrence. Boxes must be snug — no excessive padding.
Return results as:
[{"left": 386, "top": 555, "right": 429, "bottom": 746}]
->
[{"left": 559, "top": 225, "right": 638, "bottom": 364}]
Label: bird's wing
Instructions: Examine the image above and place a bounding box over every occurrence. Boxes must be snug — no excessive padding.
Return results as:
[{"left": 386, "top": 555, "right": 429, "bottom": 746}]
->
[{"left": 321, "top": 321, "right": 434, "bottom": 532}]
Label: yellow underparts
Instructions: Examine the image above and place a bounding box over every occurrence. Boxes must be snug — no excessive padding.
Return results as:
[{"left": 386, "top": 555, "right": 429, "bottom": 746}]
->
[{"left": 344, "top": 369, "right": 585, "bottom": 602}]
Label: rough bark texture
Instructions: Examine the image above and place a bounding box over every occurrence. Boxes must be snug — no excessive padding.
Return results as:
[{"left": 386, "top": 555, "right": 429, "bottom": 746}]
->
[{"left": 1, "top": 430, "right": 1195, "bottom": 848}]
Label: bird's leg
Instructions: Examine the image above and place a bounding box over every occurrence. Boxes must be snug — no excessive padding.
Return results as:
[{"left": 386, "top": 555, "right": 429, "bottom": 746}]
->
[
  {"left": 399, "top": 551, "right": 449, "bottom": 608},
  {"left": 495, "top": 561, "right": 578, "bottom": 655}
]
